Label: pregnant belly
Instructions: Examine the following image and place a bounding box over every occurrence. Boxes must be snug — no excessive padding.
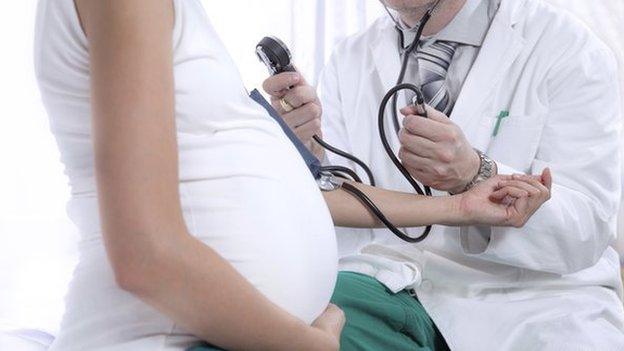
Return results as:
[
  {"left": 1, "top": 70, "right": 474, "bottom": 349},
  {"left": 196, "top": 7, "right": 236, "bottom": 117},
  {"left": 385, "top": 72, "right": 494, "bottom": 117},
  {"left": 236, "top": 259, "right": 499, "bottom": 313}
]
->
[
  {"left": 178, "top": 129, "right": 338, "bottom": 323},
  {"left": 181, "top": 176, "right": 338, "bottom": 323}
]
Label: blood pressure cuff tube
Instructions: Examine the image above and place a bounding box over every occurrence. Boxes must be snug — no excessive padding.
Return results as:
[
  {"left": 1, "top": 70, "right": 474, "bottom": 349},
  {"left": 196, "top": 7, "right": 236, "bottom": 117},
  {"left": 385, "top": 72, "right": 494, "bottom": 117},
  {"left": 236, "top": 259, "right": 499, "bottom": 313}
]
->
[{"left": 249, "top": 89, "right": 323, "bottom": 179}]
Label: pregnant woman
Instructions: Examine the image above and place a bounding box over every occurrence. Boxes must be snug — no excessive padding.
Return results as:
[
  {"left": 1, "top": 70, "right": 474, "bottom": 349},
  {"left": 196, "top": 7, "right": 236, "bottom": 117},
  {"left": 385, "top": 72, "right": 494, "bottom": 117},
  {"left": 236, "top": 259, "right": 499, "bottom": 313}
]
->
[{"left": 34, "top": 0, "right": 551, "bottom": 350}]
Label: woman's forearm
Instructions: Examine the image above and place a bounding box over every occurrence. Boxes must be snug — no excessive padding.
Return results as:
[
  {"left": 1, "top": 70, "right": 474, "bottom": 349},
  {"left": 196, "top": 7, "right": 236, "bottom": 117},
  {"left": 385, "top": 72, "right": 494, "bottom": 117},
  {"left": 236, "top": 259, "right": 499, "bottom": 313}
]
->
[
  {"left": 323, "top": 181, "right": 464, "bottom": 228},
  {"left": 124, "top": 232, "right": 328, "bottom": 351}
]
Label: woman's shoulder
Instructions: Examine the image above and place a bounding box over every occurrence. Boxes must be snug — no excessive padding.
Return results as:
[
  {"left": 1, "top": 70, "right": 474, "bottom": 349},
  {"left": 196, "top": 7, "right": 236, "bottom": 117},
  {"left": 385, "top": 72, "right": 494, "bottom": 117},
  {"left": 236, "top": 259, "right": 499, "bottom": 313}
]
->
[
  {"left": 35, "top": 0, "right": 87, "bottom": 41},
  {"left": 35, "top": 0, "right": 88, "bottom": 76}
]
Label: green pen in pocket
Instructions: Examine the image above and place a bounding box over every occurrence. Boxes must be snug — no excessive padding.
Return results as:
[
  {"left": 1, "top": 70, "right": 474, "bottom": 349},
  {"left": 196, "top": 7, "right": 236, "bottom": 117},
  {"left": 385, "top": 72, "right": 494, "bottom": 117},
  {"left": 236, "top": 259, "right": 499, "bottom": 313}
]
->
[{"left": 492, "top": 111, "right": 509, "bottom": 137}]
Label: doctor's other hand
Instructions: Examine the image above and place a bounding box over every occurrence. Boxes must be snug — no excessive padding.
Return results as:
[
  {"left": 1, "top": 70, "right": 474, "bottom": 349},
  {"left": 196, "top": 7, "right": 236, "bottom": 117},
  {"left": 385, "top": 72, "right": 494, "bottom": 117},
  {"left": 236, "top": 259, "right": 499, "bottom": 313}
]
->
[
  {"left": 309, "top": 303, "right": 346, "bottom": 351},
  {"left": 399, "top": 105, "right": 483, "bottom": 194},
  {"left": 458, "top": 169, "right": 552, "bottom": 228},
  {"left": 262, "top": 72, "right": 325, "bottom": 159}
]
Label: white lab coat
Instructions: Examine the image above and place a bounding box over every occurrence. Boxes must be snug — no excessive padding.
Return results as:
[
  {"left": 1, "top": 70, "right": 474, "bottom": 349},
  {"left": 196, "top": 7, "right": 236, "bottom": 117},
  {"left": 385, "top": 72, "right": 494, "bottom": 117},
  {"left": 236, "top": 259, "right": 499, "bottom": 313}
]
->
[{"left": 318, "top": 0, "right": 624, "bottom": 349}]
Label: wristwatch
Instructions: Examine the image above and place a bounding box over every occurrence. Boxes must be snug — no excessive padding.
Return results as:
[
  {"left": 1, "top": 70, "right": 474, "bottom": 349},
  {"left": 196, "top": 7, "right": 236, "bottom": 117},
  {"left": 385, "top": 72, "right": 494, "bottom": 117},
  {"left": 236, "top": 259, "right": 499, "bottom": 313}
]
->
[{"left": 463, "top": 149, "right": 496, "bottom": 192}]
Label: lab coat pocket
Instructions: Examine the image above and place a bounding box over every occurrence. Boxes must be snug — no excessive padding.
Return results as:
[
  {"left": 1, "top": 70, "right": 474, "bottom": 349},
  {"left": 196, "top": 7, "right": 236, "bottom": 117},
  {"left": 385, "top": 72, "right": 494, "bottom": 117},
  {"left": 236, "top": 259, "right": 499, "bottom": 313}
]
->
[{"left": 482, "top": 114, "right": 545, "bottom": 173}]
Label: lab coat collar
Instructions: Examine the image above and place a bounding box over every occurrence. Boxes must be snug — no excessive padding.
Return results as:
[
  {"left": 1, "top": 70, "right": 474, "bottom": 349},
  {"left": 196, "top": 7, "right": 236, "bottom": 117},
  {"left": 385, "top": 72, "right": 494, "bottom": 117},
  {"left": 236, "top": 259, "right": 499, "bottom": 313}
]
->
[{"left": 370, "top": 16, "right": 406, "bottom": 101}]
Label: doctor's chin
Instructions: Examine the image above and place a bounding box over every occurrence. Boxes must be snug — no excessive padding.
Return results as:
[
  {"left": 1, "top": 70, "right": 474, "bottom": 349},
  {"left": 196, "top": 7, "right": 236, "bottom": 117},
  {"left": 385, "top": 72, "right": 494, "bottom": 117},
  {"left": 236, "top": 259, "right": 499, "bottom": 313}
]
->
[{"left": 2, "top": 0, "right": 624, "bottom": 350}]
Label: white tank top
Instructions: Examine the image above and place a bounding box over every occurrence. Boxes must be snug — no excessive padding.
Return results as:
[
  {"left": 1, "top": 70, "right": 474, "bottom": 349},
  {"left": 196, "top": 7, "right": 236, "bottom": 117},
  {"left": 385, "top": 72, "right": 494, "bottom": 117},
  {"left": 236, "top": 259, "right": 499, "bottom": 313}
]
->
[{"left": 35, "top": 0, "right": 337, "bottom": 325}]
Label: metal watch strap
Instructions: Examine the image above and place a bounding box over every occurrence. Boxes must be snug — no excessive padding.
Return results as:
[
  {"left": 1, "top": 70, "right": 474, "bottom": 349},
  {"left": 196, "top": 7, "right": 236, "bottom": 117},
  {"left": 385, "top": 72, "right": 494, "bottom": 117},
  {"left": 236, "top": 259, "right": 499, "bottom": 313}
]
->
[{"left": 463, "top": 149, "right": 495, "bottom": 193}]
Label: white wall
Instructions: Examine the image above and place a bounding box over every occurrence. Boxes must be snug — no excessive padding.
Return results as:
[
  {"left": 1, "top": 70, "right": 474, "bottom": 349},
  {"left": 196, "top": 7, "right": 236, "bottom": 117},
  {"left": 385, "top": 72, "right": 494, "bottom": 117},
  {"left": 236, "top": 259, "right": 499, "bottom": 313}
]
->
[{"left": 201, "top": 0, "right": 383, "bottom": 88}]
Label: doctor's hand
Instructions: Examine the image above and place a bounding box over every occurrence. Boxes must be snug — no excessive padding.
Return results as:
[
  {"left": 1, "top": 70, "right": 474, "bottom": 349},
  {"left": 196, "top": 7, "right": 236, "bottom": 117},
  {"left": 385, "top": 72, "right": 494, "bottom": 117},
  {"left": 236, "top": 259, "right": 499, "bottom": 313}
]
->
[
  {"left": 458, "top": 169, "right": 553, "bottom": 228},
  {"left": 263, "top": 72, "right": 325, "bottom": 159},
  {"left": 398, "top": 105, "right": 483, "bottom": 194}
]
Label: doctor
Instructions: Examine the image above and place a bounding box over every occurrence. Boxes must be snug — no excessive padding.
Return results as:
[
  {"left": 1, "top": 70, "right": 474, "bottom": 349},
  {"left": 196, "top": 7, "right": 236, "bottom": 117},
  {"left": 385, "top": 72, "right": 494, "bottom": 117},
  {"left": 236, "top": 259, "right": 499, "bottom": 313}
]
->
[{"left": 263, "top": 0, "right": 624, "bottom": 350}]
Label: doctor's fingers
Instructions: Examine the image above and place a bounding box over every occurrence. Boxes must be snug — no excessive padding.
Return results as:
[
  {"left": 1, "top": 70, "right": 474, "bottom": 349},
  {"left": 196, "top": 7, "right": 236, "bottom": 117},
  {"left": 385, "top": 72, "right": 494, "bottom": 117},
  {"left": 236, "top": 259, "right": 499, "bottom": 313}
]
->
[
  {"left": 400, "top": 105, "right": 451, "bottom": 122},
  {"left": 512, "top": 173, "right": 552, "bottom": 194},
  {"left": 281, "top": 85, "right": 319, "bottom": 109},
  {"left": 293, "top": 117, "right": 322, "bottom": 143},
  {"left": 541, "top": 168, "right": 553, "bottom": 189},
  {"left": 402, "top": 114, "right": 449, "bottom": 142},
  {"left": 262, "top": 72, "right": 303, "bottom": 96},
  {"left": 280, "top": 103, "right": 323, "bottom": 129},
  {"left": 403, "top": 164, "right": 436, "bottom": 187},
  {"left": 500, "top": 194, "right": 531, "bottom": 227},
  {"left": 398, "top": 129, "right": 437, "bottom": 158},
  {"left": 400, "top": 104, "right": 425, "bottom": 117},
  {"left": 399, "top": 147, "right": 429, "bottom": 168},
  {"left": 497, "top": 180, "right": 544, "bottom": 198},
  {"left": 270, "top": 92, "right": 320, "bottom": 116},
  {"left": 490, "top": 185, "right": 530, "bottom": 201},
  {"left": 397, "top": 149, "right": 444, "bottom": 181},
  {"left": 424, "top": 105, "right": 452, "bottom": 123}
]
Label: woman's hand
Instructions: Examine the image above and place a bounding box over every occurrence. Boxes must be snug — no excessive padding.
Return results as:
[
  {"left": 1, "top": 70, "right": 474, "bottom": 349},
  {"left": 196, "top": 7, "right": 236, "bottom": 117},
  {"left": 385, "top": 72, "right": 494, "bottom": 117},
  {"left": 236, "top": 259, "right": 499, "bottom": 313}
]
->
[
  {"left": 308, "top": 304, "right": 346, "bottom": 351},
  {"left": 458, "top": 169, "right": 552, "bottom": 227}
]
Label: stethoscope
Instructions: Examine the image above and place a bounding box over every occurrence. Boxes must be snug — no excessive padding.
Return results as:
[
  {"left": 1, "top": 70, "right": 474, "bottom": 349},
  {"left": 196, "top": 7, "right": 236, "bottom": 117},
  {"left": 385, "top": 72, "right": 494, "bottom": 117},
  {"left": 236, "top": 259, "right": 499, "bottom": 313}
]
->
[
  {"left": 382, "top": 0, "right": 444, "bottom": 134},
  {"left": 255, "top": 1, "right": 442, "bottom": 243}
]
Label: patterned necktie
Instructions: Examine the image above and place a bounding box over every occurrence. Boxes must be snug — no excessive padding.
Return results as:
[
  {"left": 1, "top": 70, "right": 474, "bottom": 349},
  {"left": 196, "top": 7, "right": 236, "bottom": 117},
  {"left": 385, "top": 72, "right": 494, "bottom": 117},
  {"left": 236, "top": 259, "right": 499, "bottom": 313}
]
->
[
  {"left": 401, "top": 41, "right": 459, "bottom": 116},
  {"left": 404, "top": 41, "right": 459, "bottom": 115}
]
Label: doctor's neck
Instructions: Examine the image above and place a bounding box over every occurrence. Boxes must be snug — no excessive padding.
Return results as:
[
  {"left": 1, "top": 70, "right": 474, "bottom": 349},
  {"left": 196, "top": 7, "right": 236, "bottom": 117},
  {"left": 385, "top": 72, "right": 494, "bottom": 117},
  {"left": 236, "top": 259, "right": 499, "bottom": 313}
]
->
[{"left": 397, "top": 0, "right": 466, "bottom": 36}]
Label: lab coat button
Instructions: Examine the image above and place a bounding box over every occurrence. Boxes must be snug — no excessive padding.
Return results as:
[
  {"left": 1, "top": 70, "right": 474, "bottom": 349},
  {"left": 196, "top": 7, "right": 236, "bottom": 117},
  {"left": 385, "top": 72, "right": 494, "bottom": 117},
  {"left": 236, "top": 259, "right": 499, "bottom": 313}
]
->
[{"left": 421, "top": 279, "right": 433, "bottom": 292}]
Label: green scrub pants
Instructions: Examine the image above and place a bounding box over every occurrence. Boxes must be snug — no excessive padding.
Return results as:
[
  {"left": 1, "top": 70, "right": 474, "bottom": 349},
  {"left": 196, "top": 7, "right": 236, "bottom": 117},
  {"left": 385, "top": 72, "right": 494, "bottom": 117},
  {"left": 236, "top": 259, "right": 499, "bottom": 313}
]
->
[
  {"left": 188, "top": 272, "right": 449, "bottom": 351},
  {"left": 331, "top": 272, "right": 449, "bottom": 351}
]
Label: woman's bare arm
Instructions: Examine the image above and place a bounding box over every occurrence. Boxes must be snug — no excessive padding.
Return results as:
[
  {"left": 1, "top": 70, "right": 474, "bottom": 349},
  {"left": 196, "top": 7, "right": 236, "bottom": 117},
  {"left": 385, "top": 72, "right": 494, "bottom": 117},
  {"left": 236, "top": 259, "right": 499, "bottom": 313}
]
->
[
  {"left": 324, "top": 170, "right": 552, "bottom": 229},
  {"left": 76, "top": 1, "right": 339, "bottom": 350},
  {"left": 323, "top": 183, "right": 461, "bottom": 228}
]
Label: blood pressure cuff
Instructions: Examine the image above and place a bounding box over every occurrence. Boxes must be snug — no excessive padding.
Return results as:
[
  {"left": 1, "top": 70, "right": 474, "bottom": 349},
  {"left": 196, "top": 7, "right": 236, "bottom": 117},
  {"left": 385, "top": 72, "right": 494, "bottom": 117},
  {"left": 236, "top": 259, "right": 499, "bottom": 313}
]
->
[{"left": 250, "top": 89, "right": 322, "bottom": 179}]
